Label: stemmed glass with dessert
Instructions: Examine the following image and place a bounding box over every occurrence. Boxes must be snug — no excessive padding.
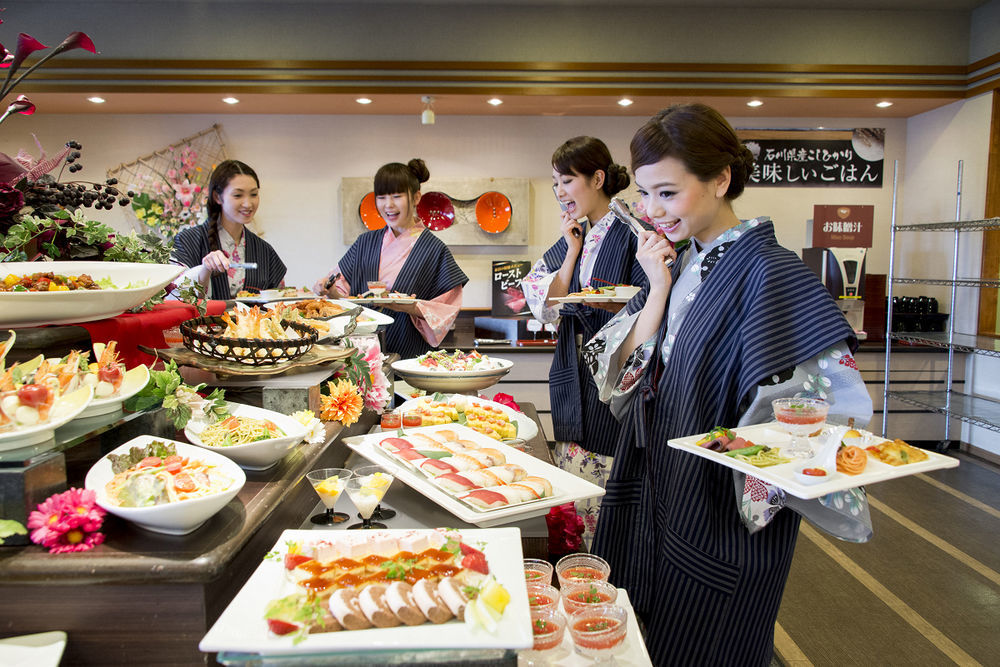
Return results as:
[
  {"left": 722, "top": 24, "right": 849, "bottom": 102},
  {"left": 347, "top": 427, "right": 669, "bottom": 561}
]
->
[
  {"left": 345, "top": 464, "right": 395, "bottom": 529},
  {"left": 305, "top": 468, "right": 353, "bottom": 525},
  {"left": 771, "top": 397, "right": 830, "bottom": 457}
]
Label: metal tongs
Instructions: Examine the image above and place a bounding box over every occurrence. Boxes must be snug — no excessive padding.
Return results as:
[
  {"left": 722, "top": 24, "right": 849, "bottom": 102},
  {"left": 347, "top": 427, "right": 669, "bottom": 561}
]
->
[{"left": 609, "top": 198, "right": 674, "bottom": 268}]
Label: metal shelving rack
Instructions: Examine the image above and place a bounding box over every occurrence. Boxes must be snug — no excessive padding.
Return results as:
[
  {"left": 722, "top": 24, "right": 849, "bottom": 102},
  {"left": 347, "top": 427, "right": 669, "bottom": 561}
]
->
[{"left": 883, "top": 160, "right": 1000, "bottom": 448}]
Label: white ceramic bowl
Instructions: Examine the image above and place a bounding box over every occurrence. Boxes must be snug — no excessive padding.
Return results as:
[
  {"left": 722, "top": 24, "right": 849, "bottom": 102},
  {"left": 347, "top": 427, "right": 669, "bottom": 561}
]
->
[
  {"left": 391, "top": 357, "right": 513, "bottom": 393},
  {"left": 0, "top": 262, "right": 184, "bottom": 328},
  {"left": 0, "top": 385, "right": 94, "bottom": 451},
  {"left": 184, "top": 402, "right": 309, "bottom": 470},
  {"left": 85, "top": 435, "right": 246, "bottom": 535},
  {"left": 615, "top": 285, "right": 641, "bottom": 299}
]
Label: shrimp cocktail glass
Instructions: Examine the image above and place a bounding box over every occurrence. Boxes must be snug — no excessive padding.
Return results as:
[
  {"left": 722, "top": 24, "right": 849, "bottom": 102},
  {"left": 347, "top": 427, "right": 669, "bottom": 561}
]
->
[
  {"left": 306, "top": 468, "right": 353, "bottom": 525},
  {"left": 345, "top": 465, "right": 394, "bottom": 529},
  {"left": 771, "top": 397, "right": 830, "bottom": 457}
]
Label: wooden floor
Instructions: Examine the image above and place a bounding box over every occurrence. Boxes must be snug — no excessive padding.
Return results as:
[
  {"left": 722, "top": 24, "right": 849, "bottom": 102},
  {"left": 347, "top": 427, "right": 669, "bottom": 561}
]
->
[{"left": 775, "top": 451, "right": 1000, "bottom": 666}]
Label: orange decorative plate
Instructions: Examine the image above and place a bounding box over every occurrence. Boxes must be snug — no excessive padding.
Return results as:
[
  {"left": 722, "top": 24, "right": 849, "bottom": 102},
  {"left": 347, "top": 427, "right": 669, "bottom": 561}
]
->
[
  {"left": 476, "top": 191, "right": 512, "bottom": 234},
  {"left": 359, "top": 192, "right": 386, "bottom": 230},
  {"left": 416, "top": 191, "right": 455, "bottom": 231}
]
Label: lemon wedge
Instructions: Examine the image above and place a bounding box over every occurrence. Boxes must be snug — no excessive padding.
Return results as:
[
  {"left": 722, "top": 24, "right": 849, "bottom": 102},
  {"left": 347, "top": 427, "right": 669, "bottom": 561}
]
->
[{"left": 480, "top": 578, "right": 510, "bottom": 615}]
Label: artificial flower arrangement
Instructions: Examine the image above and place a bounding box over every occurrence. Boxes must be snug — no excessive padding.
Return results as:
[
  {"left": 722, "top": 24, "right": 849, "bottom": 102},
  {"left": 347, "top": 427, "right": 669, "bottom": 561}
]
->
[
  {"left": 319, "top": 335, "right": 391, "bottom": 427},
  {"left": 129, "top": 144, "right": 212, "bottom": 241},
  {"left": 123, "top": 359, "right": 228, "bottom": 430},
  {"left": 27, "top": 487, "right": 106, "bottom": 553}
]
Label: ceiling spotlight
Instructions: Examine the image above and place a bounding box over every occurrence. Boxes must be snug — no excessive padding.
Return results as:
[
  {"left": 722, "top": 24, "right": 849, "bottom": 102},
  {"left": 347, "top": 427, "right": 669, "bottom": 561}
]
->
[
  {"left": 876, "top": 101, "right": 893, "bottom": 108},
  {"left": 746, "top": 99, "right": 763, "bottom": 108},
  {"left": 617, "top": 98, "right": 634, "bottom": 107},
  {"left": 87, "top": 96, "right": 106, "bottom": 104},
  {"left": 487, "top": 97, "right": 503, "bottom": 106},
  {"left": 421, "top": 95, "right": 435, "bottom": 125},
  {"left": 222, "top": 97, "right": 240, "bottom": 105},
  {"left": 356, "top": 97, "right": 372, "bottom": 105}
]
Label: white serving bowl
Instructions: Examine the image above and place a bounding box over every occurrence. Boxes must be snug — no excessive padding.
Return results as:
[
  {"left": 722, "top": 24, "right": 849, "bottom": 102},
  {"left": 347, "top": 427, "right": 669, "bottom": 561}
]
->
[
  {"left": 396, "top": 393, "right": 539, "bottom": 441},
  {"left": 391, "top": 357, "right": 513, "bottom": 394},
  {"left": 615, "top": 285, "right": 641, "bottom": 299},
  {"left": 0, "top": 262, "right": 184, "bottom": 328},
  {"left": 184, "top": 401, "right": 309, "bottom": 470},
  {"left": 85, "top": 435, "right": 246, "bottom": 535}
]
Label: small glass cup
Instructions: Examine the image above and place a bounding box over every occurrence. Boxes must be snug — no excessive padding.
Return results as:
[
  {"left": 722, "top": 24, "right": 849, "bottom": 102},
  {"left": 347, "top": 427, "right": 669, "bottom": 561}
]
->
[
  {"left": 402, "top": 411, "right": 423, "bottom": 428},
  {"left": 505, "top": 437, "right": 529, "bottom": 453},
  {"left": 345, "top": 464, "right": 394, "bottom": 529},
  {"left": 380, "top": 411, "right": 402, "bottom": 430},
  {"left": 162, "top": 326, "right": 184, "bottom": 348},
  {"left": 555, "top": 553, "right": 611, "bottom": 589},
  {"left": 306, "top": 468, "right": 353, "bottom": 525},
  {"left": 561, "top": 580, "right": 619, "bottom": 615},
  {"left": 568, "top": 604, "right": 628, "bottom": 662},
  {"left": 524, "top": 558, "right": 554, "bottom": 585},
  {"left": 772, "top": 397, "right": 830, "bottom": 458},
  {"left": 530, "top": 607, "right": 567, "bottom": 651},
  {"left": 526, "top": 582, "right": 560, "bottom": 612}
]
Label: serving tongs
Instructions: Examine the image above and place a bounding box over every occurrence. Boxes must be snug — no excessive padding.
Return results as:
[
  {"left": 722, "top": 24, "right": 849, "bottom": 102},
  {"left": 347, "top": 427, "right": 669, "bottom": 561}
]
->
[{"left": 609, "top": 198, "right": 674, "bottom": 268}]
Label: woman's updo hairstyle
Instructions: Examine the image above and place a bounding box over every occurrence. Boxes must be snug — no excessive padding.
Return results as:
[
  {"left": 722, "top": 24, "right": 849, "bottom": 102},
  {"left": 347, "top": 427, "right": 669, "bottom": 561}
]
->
[
  {"left": 374, "top": 158, "right": 430, "bottom": 197},
  {"left": 552, "top": 136, "right": 629, "bottom": 197},
  {"left": 630, "top": 103, "right": 754, "bottom": 201},
  {"left": 206, "top": 159, "right": 259, "bottom": 252}
]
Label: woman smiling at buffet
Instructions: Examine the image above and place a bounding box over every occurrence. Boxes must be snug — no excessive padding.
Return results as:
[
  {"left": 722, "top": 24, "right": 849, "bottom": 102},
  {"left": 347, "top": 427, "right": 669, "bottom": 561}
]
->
[
  {"left": 314, "top": 159, "right": 468, "bottom": 358},
  {"left": 583, "top": 104, "right": 873, "bottom": 666},
  {"left": 169, "top": 160, "right": 286, "bottom": 300},
  {"left": 519, "top": 136, "right": 647, "bottom": 546}
]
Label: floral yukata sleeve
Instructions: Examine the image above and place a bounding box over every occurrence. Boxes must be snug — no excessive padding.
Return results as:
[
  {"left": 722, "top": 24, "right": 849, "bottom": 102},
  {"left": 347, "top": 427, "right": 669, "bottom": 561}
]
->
[{"left": 520, "top": 259, "right": 563, "bottom": 324}]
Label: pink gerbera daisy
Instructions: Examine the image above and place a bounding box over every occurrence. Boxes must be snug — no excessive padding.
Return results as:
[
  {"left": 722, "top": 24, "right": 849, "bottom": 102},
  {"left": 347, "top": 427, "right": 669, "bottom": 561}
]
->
[{"left": 27, "top": 487, "right": 106, "bottom": 554}]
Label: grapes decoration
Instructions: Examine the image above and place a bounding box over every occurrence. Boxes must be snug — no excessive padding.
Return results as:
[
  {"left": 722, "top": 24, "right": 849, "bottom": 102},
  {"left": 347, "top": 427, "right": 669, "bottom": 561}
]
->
[{"left": 20, "top": 141, "right": 132, "bottom": 212}]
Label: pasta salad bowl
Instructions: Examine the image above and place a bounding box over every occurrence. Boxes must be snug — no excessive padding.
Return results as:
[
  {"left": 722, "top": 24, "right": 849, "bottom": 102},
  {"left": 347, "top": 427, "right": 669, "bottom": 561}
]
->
[{"left": 184, "top": 402, "right": 309, "bottom": 471}]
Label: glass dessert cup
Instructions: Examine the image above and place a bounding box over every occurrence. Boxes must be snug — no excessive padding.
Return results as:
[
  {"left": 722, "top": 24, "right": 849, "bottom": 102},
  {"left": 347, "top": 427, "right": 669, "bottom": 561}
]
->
[
  {"left": 305, "top": 468, "right": 353, "bottom": 525},
  {"left": 530, "top": 607, "right": 567, "bottom": 651},
  {"left": 345, "top": 464, "right": 394, "bottom": 529},
  {"left": 555, "top": 553, "right": 611, "bottom": 589},
  {"left": 526, "top": 582, "right": 560, "bottom": 613},
  {"left": 772, "top": 397, "right": 830, "bottom": 458},
  {"left": 561, "top": 579, "right": 619, "bottom": 616},
  {"left": 568, "top": 604, "right": 628, "bottom": 663},
  {"left": 524, "top": 558, "right": 554, "bottom": 585}
]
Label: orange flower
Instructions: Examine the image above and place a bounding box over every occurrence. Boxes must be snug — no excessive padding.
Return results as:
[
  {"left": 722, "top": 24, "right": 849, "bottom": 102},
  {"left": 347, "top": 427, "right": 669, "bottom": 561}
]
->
[{"left": 319, "top": 379, "right": 364, "bottom": 426}]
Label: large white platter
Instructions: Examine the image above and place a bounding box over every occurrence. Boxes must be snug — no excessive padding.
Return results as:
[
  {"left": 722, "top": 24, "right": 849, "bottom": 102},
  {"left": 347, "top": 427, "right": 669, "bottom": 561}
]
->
[
  {"left": 234, "top": 288, "right": 317, "bottom": 304},
  {"left": 0, "top": 631, "right": 67, "bottom": 667},
  {"left": 396, "top": 393, "right": 539, "bottom": 442},
  {"left": 0, "top": 385, "right": 93, "bottom": 451},
  {"left": 346, "top": 295, "right": 418, "bottom": 306},
  {"left": 184, "top": 401, "right": 309, "bottom": 471},
  {"left": 668, "top": 422, "right": 959, "bottom": 500},
  {"left": 550, "top": 294, "right": 632, "bottom": 304},
  {"left": 263, "top": 298, "right": 395, "bottom": 337},
  {"left": 78, "top": 364, "right": 149, "bottom": 418},
  {"left": 85, "top": 435, "right": 246, "bottom": 535},
  {"left": 344, "top": 424, "right": 604, "bottom": 527},
  {"left": 199, "top": 527, "right": 532, "bottom": 656},
  {"left": 391, "top": 357, "right": 513, "bottom": 394},
  {"left": 0, "top": 262, "right": 183, "bottom": 327}
]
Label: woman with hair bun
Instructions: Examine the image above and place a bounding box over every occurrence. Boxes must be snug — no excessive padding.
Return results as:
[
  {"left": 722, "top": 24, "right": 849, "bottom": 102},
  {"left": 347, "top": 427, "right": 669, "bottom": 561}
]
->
[
  {"left": 584, "top": 103, "right": 872, "bottom": 665},
  {"left": 315, "top": 159, "right": 468, "bottom": 358},
  {"left": 170, "top": 159, "right": 286, "bottom": 299},
  {"left": 520, "top": 136, "right": 647, "bottom": 545}
]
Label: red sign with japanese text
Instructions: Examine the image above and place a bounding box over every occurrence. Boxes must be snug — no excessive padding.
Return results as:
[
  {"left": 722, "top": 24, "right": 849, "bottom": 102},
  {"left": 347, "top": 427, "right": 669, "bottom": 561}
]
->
[{"left": 812, "top": 205, "right": 873, "bottom": 247}]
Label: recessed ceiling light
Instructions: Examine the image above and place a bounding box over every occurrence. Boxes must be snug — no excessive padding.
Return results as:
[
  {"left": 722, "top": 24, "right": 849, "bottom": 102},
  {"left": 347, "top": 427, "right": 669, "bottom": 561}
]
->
[
  {"left": 222, "top": 97, "right": 240, "bottom": 105},
  {"left": 746, "top": 99, "right": 763, "bottom": 108},
  {"left": 817, "top": 126, "right": 825, "bottom": 130},
  {"left": 876, "top": 101, "right": 893, "bottom": 108},
  {"left": 618, "top": 98, "right": 633, "bottom": 107},
  {"left": 487, "top": 97, "right": 503, "bottom": 106},
  {"left": 87, "top": 96, "right": 105, "bottom": 104},
  {"left": 356, "top": 97, "right": 372, "bottom": 105}
]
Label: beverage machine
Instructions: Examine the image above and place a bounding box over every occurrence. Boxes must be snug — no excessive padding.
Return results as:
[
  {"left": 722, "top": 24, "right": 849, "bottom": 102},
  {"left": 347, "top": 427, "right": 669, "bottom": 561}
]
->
[{"left": 802, "top": 247, "right": 867, "bottom": 338}]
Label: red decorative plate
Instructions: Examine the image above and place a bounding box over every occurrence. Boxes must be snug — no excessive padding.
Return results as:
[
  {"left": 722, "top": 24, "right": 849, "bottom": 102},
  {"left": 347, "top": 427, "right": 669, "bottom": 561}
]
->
[
  {"left": 475, "top": 191, "right": 512, "bottom": 234},
  {"left": 416, "top": 191, "right": 455, "bottom": 231},
  {"left": 359, "top": 192, "right": 386, "bottom": 230}
]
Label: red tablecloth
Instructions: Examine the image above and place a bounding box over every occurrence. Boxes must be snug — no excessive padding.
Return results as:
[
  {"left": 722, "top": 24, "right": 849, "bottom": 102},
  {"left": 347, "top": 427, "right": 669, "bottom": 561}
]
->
[{"left": 76, "top": 301, "right": 226, "bottom": 368}]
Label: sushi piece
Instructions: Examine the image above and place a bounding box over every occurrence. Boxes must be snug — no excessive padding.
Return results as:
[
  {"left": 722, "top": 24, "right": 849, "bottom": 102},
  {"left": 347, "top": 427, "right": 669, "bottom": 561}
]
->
[
  {"left": 419, "top": 458, "right": 458, "bottom": 477},
  {"left": 393, "top": 448, "right": 427, "bottom": 462},
  {"left": 460, "top": 488, "right": 509, "bottom": 509},
  {"left": 379, "top": 437, "right": 414, "bottom": 452},
  {"left": 434, "top": 472, "right": 480, "bottom": 494}
]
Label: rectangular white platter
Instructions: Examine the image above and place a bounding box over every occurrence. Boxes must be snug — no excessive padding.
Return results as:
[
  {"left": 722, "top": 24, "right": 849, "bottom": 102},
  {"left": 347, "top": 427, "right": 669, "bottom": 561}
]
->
[
  {"left": 550, "top": 294, "right": 631, "bottom": 304},
  {"left": 668, "top": 422, "right": 959, "bottom": 500},
  {"left": 343, "top": 424, "right": 605, "bottom": 527},
  {"left": 199, "top": 527, "right": 531, "bottom": 656},
  {"left": 346, "top": 296, "right": 418, "bottom": 306}
]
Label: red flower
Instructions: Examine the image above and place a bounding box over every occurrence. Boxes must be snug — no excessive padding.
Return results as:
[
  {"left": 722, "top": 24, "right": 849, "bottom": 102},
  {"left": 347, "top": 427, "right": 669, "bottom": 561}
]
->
[
  {"left": 545, "top": 502, "right": 584, "bottom": 555},
  {"left": 27, "top": 487, "right": 106, "bottom": 554},
  {"left": 9, "top": 94, "right": 33, "bottom": 115},
  {"left": 7, "top": 33, "right": 47, "bottom": 74},
  {"left": 53, "top": 31, "right": 97, "bottom": 56},
  {"left": 491, "top": 392, "right": 522, "bottom": 413}
]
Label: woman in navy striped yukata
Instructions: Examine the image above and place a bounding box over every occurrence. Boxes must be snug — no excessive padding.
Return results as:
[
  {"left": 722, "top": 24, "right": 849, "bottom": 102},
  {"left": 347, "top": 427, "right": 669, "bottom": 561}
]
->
[
  {"left": 520, "top": 137, "right": 648, "bottom": 546},
  {"left": 169, "top": 160, "right": 286, "bottom": 300},
  {"left": 583, "top": 104, "right": 873, "bottom": 666},
  {"left": 314, "top": 159, "right": 468, "bottom": 359}
]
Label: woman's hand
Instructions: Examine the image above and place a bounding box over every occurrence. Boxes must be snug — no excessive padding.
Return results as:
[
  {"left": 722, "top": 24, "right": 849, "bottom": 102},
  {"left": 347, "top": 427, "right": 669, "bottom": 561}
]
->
[
  {"left": 636, "top": 230, "right": 676, "bottom": 293},
  {"left": 559, "top": 211, "right": 584, "bottom": 255},
  {"left": 198, "top": 250, "right": 230, "bottom": 282},
  {"left": 382, "top": 300, "right": 421, "bottom": 316}
]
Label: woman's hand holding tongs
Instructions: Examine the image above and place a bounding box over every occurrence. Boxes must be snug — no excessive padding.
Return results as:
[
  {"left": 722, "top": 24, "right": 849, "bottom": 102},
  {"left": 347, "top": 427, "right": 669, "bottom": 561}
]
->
[{"left": 636, "top": 230, "right": 676, "bottom": 293}]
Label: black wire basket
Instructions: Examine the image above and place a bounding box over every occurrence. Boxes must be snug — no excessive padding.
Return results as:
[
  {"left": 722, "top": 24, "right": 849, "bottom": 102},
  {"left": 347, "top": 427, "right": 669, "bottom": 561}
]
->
[{"left": 180, "top": 316, "right": 318, "bottom": 365}]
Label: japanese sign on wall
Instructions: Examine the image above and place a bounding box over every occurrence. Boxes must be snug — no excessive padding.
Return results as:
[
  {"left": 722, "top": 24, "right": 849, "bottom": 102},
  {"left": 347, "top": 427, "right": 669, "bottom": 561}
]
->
[
  {"left": 813, "top": 205, "right": 874, "bottom": 247},
  {"left": 491, "top": 260, "right": 531, "bottom": 317},
  {"left": 742, "top": 128, "right": 884, "bottom": 188}
]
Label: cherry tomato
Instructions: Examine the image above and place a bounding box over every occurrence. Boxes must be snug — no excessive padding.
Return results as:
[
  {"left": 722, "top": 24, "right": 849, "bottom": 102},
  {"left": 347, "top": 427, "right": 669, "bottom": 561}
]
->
[
  {"left": 16, "top": 383, "right": 51, "bottom": 408},
  {"left": 173, "top": 473, "right": 196, "bottom": 493},
  {"left": 802, "top": 467, "right": 827, "bottom": 476},
  {"left": 98, "top": 365, "right": 123, "bottom": 384},
  {"left": 165, "top": 460, "right": 183, "bottom": 474},
  {"left": 138, "top": 456, "right": 162, "bottom": 468}
]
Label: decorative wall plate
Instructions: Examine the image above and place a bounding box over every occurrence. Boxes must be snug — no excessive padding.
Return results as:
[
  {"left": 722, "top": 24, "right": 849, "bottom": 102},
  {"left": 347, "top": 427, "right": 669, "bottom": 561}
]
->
[
  {"left": 358, "top": 192, "right": 386, "bottom": 230},
  {"left": 475, "top": 191, "right": 512, "bottom": 233},
  {"left": 416, "top": 191, "right": 455, "bottom": 231}
]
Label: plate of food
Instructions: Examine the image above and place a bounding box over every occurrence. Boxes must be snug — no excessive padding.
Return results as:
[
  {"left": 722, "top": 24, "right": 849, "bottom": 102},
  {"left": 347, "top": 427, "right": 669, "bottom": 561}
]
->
[
  {"left": 391, "top": 351, "right": 513, "bottom": 394},
  {"left": 264, "top": 298, "right": 394, "bottom": 338},
  {"left": 668, "top": 423, "right": 959, "bottom": 499},
  {"left": 346, "top": 292, "right": 418, "bottom": 306},
  {"left": 235, "top": 287, "right": 317, "bottom": 304},
  {"left": 199, "top": 527, "right": 532, "bottom": 656},
  {"left": 0, "top": 261, "right": 184, "bottom": 328},
  {"left": 343, "top": 424, "right": 604, "bottom": 527},
  {"left": 84, "top": 435, "right": 246, "bottom": 535},
  {"left": 0, "top": 383, "right": 94, "bottom": 451},
  {"left": 394, "top": 393, "right": 538, "bottom": 442},
  {"left": 184, "top": 401, "right": 309, "bottom": 470},
  {"left": 551, "top": 285, "right": 640, "bottom": 304}
]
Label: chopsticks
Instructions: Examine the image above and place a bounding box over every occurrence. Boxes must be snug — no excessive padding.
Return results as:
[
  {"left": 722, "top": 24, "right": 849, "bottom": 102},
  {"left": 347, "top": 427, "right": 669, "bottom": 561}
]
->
[{"left": 324, "top": 272, "right": 342, "bottom": 291}]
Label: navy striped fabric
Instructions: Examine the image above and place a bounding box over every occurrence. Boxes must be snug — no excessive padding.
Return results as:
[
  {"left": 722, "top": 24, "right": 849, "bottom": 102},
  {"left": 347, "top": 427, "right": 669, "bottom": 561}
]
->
[
  {"left": 338, "top": 228, "right": 468, "bottom": 358},
  {"left": 592, "top": 221, "right": 856, "bottom": 666},
  {"left": 541, "top": 221, "right": 647, "bottom": 453},
  {"left": 170, "top": 222, "right": 286, "bottom": 300}
]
